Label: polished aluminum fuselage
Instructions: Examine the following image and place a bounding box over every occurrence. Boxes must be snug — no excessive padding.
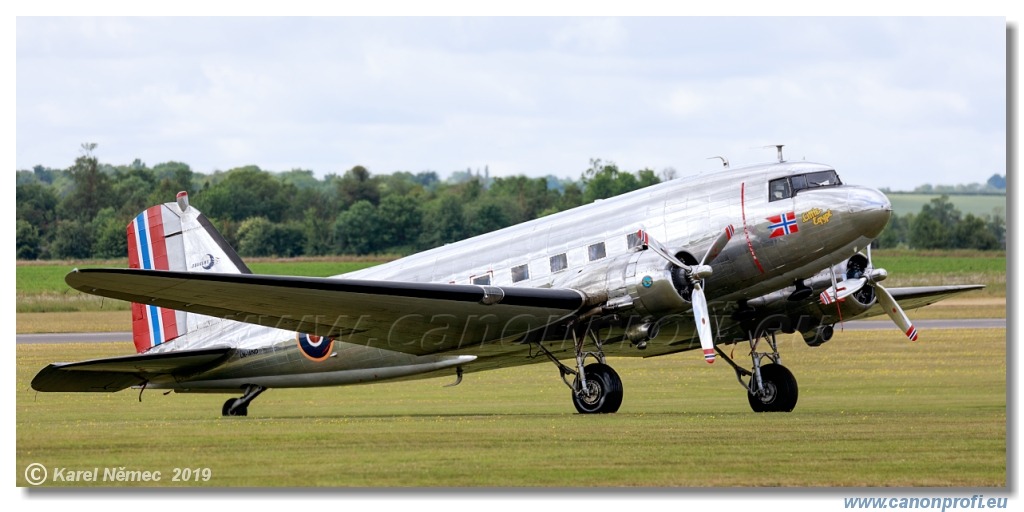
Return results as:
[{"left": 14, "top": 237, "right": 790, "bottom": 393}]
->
[
  {"left": 347, "top": 161, "right": 889, "bottom": 303},
  {"left": 158, "top": 160, "right": 892, "bottom": 391}
]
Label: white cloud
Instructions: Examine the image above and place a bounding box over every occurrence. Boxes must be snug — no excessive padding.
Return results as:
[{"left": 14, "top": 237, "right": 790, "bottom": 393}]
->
[
  {"left": 15, "top": 17, "right": 1006, "bottom": 190},
  {"left": 550, "top": 17, "right": 627, "bottom": 53}
]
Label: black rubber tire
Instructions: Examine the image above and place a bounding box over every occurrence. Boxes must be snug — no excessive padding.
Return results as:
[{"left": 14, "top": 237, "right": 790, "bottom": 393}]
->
[
  {"left": 747, "top": 363, "right": 798, "bottom": 413},
  {"left": 222, "top": 398, "right": 248, "bottom": 417},
  {"left": 572, "top": 363, "right": 624, "bottom": 414}
]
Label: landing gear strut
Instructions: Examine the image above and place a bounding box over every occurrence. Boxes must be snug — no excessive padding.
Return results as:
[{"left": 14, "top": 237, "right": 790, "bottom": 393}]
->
[
  {"left": 534, "top": 325, "right": 623, "bottom": 414},
  {"left": 221, "top": 384, "right": 266, "bottom": 417},
  {"left": 715, "top": 330, "right": 798, "bottom": 412}
]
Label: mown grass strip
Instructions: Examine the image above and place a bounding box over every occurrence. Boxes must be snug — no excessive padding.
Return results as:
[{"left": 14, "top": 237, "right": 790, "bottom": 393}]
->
[
  {"left": 14, "top": 251, "right": 1007, "bottom": 312},
  {"left": 16, "top": 328, "right": 1005, "bottom": 487},
  {"left": 15, "top": 259, "right": 388, "bottom": 313}
]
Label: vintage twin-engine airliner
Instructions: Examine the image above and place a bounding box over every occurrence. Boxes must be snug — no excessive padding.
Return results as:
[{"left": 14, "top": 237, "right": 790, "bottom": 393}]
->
[{"left": 32, "top": 149, "right": 982, "bottom": 416}]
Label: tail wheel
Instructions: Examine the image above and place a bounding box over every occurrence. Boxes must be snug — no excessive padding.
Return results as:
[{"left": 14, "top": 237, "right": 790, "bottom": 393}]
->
[
  {"left": 222, "top": 398, "right": 248, "bottom": 417},
  {"left": 747, "top": 363, "right": 798, "bottom": 413},
  {"left": 572, "top": 363, "right": 623, "bottom": 414}
]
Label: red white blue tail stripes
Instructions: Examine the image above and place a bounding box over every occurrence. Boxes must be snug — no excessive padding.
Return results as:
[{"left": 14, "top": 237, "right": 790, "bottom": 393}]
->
[{"left": 127, "top": 206, "right": 180, "bottom": 353}]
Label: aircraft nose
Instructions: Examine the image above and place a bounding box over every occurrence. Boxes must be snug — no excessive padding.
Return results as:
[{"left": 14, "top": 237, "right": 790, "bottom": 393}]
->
[{"left": 847, "top": 186, "right": 892, "bottom": 238}]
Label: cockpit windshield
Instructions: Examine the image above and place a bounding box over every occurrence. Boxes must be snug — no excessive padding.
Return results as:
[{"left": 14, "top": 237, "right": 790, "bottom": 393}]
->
[{"left": 769, "top": 170, "right": 842, "bottom": 201}]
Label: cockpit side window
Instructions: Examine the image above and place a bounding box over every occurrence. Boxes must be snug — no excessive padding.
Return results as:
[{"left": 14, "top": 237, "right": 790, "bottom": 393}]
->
[
  {"left": 769, "top": 178, "right": 791, "bottom": 202},
  {"left": 790, "top": 174, "right": 807, "bottom": 192},
  {"left": 803, "top": 170, "right": 841, "bottom": 188},
  {"left": 771, "top": 170, "right": 842, "bottom": 201}
]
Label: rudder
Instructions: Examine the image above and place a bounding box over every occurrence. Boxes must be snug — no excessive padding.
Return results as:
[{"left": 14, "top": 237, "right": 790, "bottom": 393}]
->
[{"left": 126, "top": 192, "right": 249, "bottom": 353}]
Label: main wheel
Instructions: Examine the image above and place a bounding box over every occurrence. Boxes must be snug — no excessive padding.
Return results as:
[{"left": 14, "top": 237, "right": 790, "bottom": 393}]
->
[
  {"left": 747, "top": 363, "right": 798, "bottom": 413},
  {"left": 222, "top": 398, "right": 248, "bottom": 417},
  {"left": 572, "top": 363, "right": 624, "bottom": 414}
]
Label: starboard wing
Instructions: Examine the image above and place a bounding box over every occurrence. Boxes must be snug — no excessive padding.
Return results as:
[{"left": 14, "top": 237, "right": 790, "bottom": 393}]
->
[
  {"left": 65, "top": 269, "right": 588, "bottom": 357},
  {"left": 853, "top": 285, "right": 987, "bottom": 319}
]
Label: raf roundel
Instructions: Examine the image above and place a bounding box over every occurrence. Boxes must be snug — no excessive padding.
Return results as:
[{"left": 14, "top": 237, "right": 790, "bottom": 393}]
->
[{"left": 296, "top": 333, "right": 334, "bottom": 361}]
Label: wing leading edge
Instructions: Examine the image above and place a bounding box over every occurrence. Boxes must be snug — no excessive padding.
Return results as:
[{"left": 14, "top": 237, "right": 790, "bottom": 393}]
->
[{"left": 65, "top": 269, "right": 588, "bottom": 356}]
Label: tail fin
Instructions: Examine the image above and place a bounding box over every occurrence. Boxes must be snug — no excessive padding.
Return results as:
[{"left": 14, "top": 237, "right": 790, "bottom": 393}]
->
[{"left": 126, "top": 192, "right": 249, "bottom": 353}]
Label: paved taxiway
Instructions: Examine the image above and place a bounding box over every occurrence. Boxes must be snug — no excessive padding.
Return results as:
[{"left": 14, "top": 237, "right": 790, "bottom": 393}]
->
[{"left": 15, "top": 318, "right": 1007, "bottom": 344}]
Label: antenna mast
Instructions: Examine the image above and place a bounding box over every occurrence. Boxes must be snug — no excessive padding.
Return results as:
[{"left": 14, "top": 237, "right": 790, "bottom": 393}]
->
[{"left": 707, "top": 156, "right": 730, "bottom": 168}]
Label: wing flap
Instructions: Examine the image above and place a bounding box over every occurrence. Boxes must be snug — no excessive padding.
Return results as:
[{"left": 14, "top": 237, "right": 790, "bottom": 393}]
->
[
  {"left": 31, "top": 347, "right": 232, "bottom": 392},
  {"left": 66, "top": 269, "right": 587, "bottom": 356}
]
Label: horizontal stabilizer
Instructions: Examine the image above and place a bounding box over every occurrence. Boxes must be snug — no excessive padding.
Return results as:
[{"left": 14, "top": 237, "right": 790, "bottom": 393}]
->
[{"left": 31, "top": 347, "right": 232, "bottom": 392}]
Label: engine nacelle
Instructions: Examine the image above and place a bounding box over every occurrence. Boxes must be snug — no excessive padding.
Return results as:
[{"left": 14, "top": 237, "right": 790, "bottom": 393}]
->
[
  {"left": 741, "top": 252, "right": 879, "bottom": 344},
  {"left": 816, "top": 281, "right": 876, "bottom": 320},
  {"left": 598, "top": 250, "right": 692, "bottom": 321},
  {"left": 813, "top": 253, "right": 877, "bottom": 319}
]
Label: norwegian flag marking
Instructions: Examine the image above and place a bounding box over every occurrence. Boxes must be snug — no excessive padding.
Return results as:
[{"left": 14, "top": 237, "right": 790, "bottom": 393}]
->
[{"left": 767, "top": 211, "right": 799, "bottom": 238}]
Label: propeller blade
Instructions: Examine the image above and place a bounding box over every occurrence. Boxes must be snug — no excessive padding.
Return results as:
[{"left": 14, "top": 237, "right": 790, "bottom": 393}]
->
[
  {"left": 862, "top": 244, "right": 916, "bottom": 340},
  {"left": 819, "top": 277, "right": 867, "bottom": 305},
  {"left": 699, "top": 224, "right": 735, "bottom": 266},
  {"left": 636, "top": 229, "right": 691, "bottom": 269},
  {"left": 691, "top": 282, "right": 715, "bottom": 364},
  {"left": 875, "top": 283, "right": 918, "bottom": 341},
  {"left": 637, "top": 228, "right": 717, "bottom": 363}
]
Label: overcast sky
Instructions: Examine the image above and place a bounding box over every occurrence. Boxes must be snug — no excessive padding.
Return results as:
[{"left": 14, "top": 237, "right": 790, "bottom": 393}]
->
[{"left": 15, "top": 16, "right": 1007, "bottom": 190}]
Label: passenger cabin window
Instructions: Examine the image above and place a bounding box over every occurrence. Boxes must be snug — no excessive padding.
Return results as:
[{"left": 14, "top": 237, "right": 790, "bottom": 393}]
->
[
  {"left": 769, "top": 170, "right": 842, "bottom": 201},
  {"left": 550, "top": 253, "right": 568, "bottom": 273},
  {"left": 472, "top": 274, "right": 491, "bottom": 286},
  {"left": 511, "top": 264, "right": 530, "bottom": 283},
  {"left": 626, "top": 232, "right": 644, "bottom": 250},
  {"left": 588, "top": 242, "right": 606, "bottom": 261}
]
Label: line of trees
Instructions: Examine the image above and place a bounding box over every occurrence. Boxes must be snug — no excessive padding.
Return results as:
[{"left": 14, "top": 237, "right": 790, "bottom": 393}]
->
[
  {"left": 15, "top": 148, "right": 1005, "bottom": 260},
  {"left": 875, "top": 195, "right": 1005, "bottom": 250},
  {"left": 16, "top": 149, "right": 661, "bottom": 260},
  {"left": 880, "top": 173, "right": 1006, "bottom": 195}
]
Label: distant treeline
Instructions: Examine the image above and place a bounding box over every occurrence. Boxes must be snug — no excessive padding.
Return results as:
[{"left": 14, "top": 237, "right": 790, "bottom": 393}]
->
[
  {"left": 875, "top": 195, "right": 1005, "bottom": 250},
  {"left": 15, "top": 150, "right": 1004, "bottom": 260},
  {"left": 15, "top": 151, "right": 660, "bottom": 260},
  {"left": 880, "top": 173, "right": 1006, "bottom": 195}
]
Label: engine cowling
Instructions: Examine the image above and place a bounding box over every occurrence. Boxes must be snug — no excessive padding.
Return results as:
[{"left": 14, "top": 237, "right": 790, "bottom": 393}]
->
[
  {"left": 740, "top": 253, "right": 879, "bottom": 345},
  {"left": 815, "top": 253, "right": 877, "bottom": 318},
  {"left": 611, "top": 251, "right": 692, "bottom": 318}
]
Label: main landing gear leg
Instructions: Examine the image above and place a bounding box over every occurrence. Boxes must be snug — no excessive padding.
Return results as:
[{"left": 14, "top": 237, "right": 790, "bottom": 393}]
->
[
  {"left": 715, "top": 331, "right": 798, "bottom": 413},
  {"left": 222, "top": 384, "right": 266, "bottom": 417},
  {"left": 533, "top": 326, "right": 623, "bottom": 414}
]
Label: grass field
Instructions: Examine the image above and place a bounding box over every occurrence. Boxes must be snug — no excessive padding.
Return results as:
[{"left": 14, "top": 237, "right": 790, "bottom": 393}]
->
[
  {"left": 16, "top": 328, "right": 1005, "bottom": 487},
  {"left": 870, "top": 250, "right": 1007, "bottom": 297},
  {"left": 15, "top": 258, "right": 386, "bottom": 313},
  {"left": 886, "top": 193, "right": 1005, "bottom": 218},
  {"left": 13, "top": 250, "right": 1006, "bottom": 315},
  {"left": 14, "top": 252, "right": 1008, "bottom": 488}
]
